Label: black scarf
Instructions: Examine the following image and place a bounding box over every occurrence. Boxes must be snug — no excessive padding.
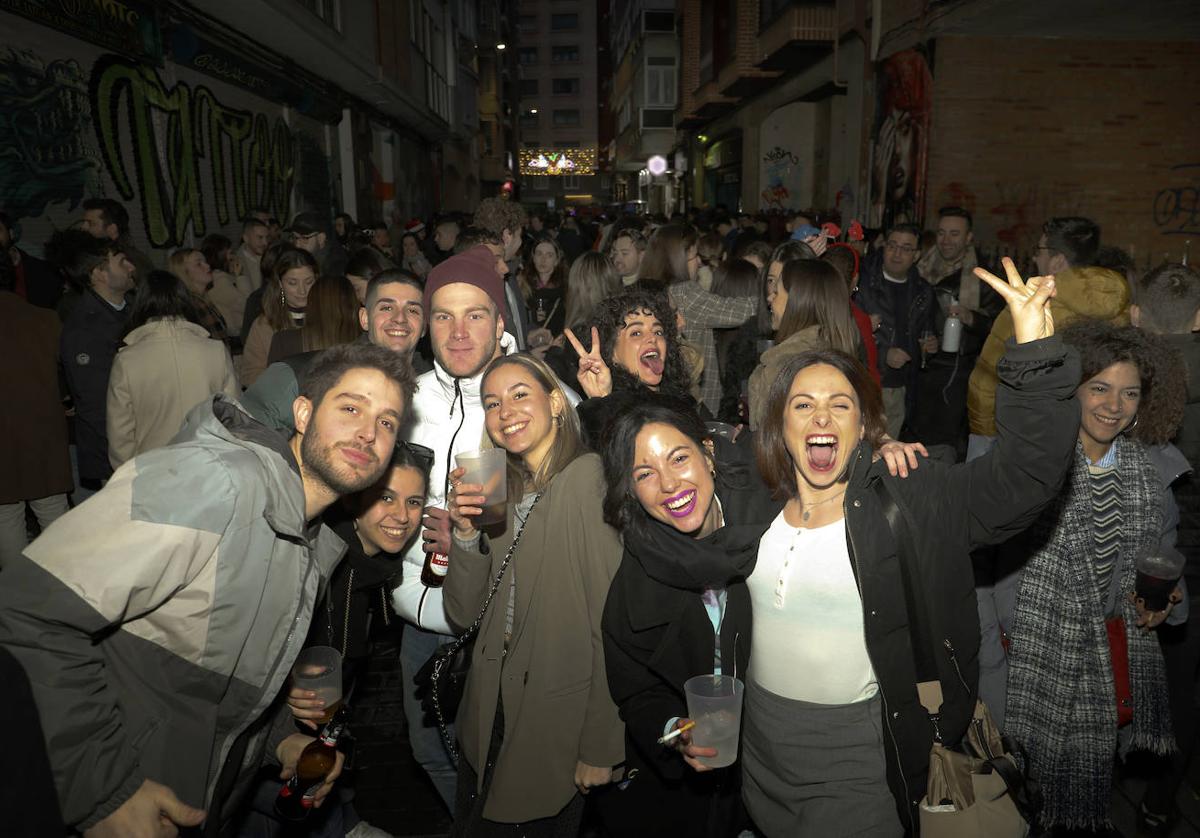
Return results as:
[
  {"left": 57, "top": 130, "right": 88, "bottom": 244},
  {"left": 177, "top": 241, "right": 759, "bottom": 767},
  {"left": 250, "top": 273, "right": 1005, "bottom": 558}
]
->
[{"left": 624, "top": 469, "right": 777, "bottom": 592}]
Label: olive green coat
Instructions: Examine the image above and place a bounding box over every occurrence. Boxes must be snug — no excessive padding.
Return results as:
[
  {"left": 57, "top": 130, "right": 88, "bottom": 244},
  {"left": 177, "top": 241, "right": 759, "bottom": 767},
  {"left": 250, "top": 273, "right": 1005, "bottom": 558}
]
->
[{"left": 443, "top": 453, "right": 625, "bottom": 822}]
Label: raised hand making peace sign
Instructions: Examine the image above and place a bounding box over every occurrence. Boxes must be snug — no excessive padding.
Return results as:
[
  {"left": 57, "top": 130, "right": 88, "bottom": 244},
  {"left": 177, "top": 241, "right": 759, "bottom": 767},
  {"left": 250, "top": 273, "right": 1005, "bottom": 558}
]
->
[
  {"left": 973, "top": 257, "right": 1057, "bottom": 345},
  {"left": 564, "top": 326, "right": 613, "bottom": 399}
]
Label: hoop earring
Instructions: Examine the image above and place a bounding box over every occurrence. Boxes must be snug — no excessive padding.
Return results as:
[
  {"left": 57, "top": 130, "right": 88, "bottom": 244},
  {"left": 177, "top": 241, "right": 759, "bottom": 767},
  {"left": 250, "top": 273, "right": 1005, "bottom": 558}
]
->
[
  {"left": 1123, "top": 414, "right": 1139, "bottom": 435},
  {"left": 553, "top": 413, "right": 564, "bottom": 427}
]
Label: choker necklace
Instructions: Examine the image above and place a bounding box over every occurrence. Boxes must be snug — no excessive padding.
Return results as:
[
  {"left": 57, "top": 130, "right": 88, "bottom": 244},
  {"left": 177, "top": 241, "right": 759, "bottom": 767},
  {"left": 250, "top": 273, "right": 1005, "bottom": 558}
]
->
[{"left": 799, "top": 489, "right": 846, "bottom": 522}]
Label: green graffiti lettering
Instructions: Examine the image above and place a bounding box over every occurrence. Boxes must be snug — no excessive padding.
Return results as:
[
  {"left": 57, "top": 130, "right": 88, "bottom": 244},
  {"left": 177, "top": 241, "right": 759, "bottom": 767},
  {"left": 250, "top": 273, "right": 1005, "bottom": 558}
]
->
[{"left": 91, "top": 55, "right": 295, "bottom": 248}]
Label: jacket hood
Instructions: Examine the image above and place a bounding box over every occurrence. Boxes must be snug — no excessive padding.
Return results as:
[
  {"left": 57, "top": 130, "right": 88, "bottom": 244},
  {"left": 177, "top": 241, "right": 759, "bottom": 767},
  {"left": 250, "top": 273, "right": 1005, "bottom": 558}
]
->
[
  {"left": 1051, "top": 266, "right": 1130, "bottom": 321},
  {"left": 175, "top": 395, "right": 310, "bottom": 538},
  {"left": 121, "top": 317, "right": 211, "bottom": 345}
]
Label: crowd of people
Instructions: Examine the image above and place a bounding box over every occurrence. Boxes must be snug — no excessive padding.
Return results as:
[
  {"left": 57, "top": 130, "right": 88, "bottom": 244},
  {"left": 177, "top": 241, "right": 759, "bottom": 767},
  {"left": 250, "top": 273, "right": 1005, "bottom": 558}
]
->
[{"left": 0, "top": 193, "right": 1197, "bottom": 838}]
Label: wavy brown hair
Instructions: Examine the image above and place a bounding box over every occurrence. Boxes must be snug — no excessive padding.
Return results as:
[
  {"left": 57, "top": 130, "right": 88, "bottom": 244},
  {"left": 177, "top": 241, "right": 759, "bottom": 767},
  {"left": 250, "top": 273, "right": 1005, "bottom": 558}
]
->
[
  {"left": 755, "top": 349, "right": 886, "bottom": 500},
  {"left": 1061, "top": 319, "right": 1186, "bottom": 445},
  {"left": 775, "top": 259, "right": 860, "bottom": 355}
]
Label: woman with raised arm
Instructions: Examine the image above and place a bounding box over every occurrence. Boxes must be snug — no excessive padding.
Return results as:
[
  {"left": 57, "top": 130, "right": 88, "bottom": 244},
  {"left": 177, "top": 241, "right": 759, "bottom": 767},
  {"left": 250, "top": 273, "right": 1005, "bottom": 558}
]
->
[
  {"left": 743, "top": 260, "right": 1080, "bottom": 835},
  {"left": 443, "top": 353, "right": 625, "bottom": 837}
]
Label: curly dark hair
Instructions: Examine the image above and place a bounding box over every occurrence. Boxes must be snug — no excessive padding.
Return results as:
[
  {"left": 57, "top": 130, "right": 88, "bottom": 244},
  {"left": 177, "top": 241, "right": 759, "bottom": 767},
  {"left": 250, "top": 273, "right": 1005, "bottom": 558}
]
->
[
  {"left": 588, "top": 289, "right": 691, "bottom": 398},
  {"left": 1061, "top": 319, "right": 1186, "bottom": 445}
]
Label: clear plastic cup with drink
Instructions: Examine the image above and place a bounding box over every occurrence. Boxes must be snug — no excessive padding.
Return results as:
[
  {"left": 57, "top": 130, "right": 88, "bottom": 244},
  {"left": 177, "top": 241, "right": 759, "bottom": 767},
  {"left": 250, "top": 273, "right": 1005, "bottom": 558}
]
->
[
  {"left": 684, "top": 674, "right": 745, "bottom": 769},
  {"left": 291, "top": 646, "right": 342, "bottom": 724},
  {"left": 1135, "top": 552, "right": 1185, "bottom": 612},
  {"left": 456, "top": 448, "right": 508, "bottom": 527}
]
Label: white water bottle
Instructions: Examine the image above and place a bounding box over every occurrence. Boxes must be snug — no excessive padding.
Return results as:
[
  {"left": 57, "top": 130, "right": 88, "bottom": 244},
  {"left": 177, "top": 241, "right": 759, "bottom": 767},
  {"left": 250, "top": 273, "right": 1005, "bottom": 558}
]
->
[{"left": 942, "top": 298, "right": 963, "bottom": 354}]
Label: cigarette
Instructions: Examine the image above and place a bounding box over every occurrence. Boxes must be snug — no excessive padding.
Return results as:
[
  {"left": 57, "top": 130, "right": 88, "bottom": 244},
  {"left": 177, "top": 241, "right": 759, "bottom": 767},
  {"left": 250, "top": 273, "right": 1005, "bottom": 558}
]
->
[{"left": 657, "top": 720, "right": 695, "bottom": 745}]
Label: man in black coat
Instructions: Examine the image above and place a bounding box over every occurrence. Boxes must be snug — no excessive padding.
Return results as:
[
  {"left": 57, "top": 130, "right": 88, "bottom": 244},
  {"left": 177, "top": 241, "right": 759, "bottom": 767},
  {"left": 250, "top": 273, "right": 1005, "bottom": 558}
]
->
[{"left": 46, "top": 230, "right": 135, "bottom": 497}]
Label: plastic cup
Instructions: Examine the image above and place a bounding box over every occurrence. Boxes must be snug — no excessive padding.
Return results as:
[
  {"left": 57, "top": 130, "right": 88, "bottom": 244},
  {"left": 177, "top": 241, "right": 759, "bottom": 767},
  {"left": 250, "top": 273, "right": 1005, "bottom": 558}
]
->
[
  {"left": 291, "top": 646, "right": 342, "bottom": 724},
  {"left": 705, "top": 421, "right": 736, "bottom": 440},
  {"left": 1135, "top": 553, "right": 1185, "bottom": 611},
  {"left": 456, "top": 448, "right": 508, "bottom": 527},
  {"left": 684, "top": 674, "right": 745, "bottom": 768}
]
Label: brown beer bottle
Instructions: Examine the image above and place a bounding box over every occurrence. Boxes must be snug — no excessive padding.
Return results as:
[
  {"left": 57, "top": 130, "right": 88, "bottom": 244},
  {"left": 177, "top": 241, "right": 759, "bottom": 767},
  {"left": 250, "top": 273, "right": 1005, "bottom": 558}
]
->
[
  {"left": 421, "top": 550, "right": 449, "bottom": 587},
  {"left": 274, "top": 706, "right": 350, "bottom": 820}
]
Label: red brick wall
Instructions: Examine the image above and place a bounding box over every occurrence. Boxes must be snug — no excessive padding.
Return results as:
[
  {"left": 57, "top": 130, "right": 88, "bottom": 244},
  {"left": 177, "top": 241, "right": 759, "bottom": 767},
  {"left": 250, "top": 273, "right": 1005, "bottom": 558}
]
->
[{"left": 925, "top": 35, "right": 1200, "bottom": 270}]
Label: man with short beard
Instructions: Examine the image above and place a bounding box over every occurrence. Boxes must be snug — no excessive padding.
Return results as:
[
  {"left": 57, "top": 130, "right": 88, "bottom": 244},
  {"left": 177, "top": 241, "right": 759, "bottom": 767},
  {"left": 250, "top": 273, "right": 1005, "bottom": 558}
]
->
[{"left": 0, "top": 342, "right": 415, "bottom": 837}]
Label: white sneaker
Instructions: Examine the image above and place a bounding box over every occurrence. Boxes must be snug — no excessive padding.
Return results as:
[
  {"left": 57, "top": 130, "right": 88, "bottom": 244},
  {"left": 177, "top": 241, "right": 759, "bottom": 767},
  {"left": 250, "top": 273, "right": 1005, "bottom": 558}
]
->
[{"left": 346, "top": 822, "right": 395, "bottom": 838}]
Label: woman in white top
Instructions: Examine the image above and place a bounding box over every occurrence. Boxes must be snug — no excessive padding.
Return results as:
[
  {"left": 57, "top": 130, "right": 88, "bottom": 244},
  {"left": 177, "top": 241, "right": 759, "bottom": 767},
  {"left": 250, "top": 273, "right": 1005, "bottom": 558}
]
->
[{"left": 742, "top": 259, "right": 1079, "bottom": 835}]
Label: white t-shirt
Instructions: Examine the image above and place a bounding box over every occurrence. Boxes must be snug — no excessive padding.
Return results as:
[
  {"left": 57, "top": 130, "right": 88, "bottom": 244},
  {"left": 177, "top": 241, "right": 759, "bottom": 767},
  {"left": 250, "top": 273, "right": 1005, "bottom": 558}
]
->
[{"left": 747, "top": 511, "right": 878, "bottom": 704}]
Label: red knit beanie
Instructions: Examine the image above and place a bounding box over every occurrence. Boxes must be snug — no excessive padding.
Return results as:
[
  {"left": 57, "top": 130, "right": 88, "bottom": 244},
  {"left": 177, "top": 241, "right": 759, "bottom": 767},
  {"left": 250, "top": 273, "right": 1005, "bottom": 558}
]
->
[{"left": 423, "top": 245, "right": 510, "bottom": 325}]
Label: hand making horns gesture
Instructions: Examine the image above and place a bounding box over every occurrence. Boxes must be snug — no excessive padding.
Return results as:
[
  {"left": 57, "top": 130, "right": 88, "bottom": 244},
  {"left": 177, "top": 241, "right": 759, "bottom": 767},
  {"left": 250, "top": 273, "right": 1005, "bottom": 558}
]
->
[
  {"left": 973, "top": 257, "right": 1057, "bottom": 344},
  {"left": 564, "top": 326, "right": 613, "bottom": 399}
]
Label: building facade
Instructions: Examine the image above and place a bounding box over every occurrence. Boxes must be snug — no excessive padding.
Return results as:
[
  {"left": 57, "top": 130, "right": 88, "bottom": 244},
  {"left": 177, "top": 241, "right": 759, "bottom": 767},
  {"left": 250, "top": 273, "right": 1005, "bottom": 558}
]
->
[
  {"left": 609, "top": 0, "right": 680, "bottom": 214},
  {"left": 515, "top": 0, "right": 605, "bottom": 211},
  {"left": 0, "top": 0, "right": 517, "bottom": 263}
]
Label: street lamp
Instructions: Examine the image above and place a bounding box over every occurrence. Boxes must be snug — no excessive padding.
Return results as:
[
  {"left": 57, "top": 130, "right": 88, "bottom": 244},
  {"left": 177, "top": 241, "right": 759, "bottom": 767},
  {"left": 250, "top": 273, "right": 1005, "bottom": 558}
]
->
[
  {"left": 530, "top": 108, "right": 539, "bottom": 114},
  {"left": 496, "top": 43, "right": 507, "bottom": 50}
]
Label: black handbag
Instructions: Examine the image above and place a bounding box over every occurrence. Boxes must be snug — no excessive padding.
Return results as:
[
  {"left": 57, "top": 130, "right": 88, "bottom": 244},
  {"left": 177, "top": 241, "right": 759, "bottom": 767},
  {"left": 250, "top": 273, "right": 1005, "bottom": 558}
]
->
[{"left": 413, "top": 493, "right": 541, "bottom": 762}]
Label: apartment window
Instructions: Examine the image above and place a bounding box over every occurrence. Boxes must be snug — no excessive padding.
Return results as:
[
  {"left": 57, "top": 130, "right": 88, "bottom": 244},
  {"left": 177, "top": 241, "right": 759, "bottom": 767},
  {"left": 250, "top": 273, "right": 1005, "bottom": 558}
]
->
[
  {"left": 552, "top": 45, "right": 580, "bottom": 62},
  {"left": 551, "top": 13, "right": 578, "bottom": 30},
  {"left": 640, "top": 108, "right": 674, "bottom": 129},
  {"left": 520, "top": 79, "right": 539, "bottom": 97},
  {"left": 563, "top": 175, "right": 580, "bottom": 190},
  {"left": 519, "top": 47, "right": 538, "bottom": 65},
  {"left": 552, "top": 109, "right": 580, "bottom": 126},
  {"left": 644, "top": 10, "right": 675, "bottom": 32},
  {"left": 617, "top": 98, "right": 632, "bottom": 133},
  {"left": 554, "top": 140, "right": 580, "bottom": 148},
  {"left": 296, "top": 0, "right": 341, "bottom": 31},
  {"left": 552, "top": 78, "right": 580, "bottom": 95},
  {"left": 645, "top": 56, "right": 677, "bottom": 107},
  {"left": 518, "top": 14, "right": 537, "bottom": 31}
]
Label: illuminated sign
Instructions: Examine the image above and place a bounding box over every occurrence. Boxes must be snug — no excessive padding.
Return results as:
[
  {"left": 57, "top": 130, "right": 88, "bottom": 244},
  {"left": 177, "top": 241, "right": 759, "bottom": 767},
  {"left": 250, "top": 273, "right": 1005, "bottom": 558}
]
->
[
  {"left": 647, "top": 155, "right": 668, "bottom": 176},
  {"left": 519, "top": 147, "right": 597, "bottom": 176}
]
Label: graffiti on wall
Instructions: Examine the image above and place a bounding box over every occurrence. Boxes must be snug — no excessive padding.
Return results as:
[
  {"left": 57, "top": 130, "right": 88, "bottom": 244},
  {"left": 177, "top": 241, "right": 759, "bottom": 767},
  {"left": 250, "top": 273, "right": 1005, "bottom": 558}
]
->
[
  {"left": 91, "top": 55, "right": 296, "bottom": 248},
  {"left": 0, "top": 48, "right": 102, "bottom": 222},
  {"left": 1153, "top": 164, "right": 1200, "bottom": 237},
  {"left": 870, "top": 47, "right": 932, "bottom": 230}
]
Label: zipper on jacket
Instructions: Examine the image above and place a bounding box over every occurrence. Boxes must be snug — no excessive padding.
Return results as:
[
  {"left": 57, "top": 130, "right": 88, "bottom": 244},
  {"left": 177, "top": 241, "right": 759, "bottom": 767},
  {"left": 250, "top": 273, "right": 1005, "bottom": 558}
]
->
[{"left": 843, "top": 449, "right": 915, "bottom": 833}]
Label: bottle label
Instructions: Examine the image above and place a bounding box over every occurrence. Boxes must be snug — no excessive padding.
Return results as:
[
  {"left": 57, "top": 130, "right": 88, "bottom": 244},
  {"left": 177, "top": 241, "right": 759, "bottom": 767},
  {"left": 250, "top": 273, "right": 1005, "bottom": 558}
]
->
[{"left": 429, "top": 552, "right": 450, "bottom": 577}]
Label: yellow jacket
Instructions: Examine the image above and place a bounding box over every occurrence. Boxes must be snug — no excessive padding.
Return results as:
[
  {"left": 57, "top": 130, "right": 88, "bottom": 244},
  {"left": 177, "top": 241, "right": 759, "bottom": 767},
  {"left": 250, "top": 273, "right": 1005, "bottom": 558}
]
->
[{"left": 967, "top": 266, "right": 1129, "bottom": 436}]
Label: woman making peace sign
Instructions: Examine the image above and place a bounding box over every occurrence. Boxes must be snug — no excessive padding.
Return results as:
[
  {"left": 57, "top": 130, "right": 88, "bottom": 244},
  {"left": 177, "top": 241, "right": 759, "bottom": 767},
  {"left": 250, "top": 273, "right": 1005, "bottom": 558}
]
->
[{"left": 743, "top": 260, "right": 1080, "bottom": 834}]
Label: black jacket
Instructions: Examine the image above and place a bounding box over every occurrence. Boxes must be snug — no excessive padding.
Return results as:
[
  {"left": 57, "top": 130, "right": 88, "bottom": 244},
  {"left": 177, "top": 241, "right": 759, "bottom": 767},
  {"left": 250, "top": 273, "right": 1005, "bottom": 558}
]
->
[
  {"left": 855, "top": 252, "right": 936, "bottom": 390},
  {"left": 925, "top": 265, "right": 1004, "bottom": 362},
  {"left": 601, "top": 464, "right": 781, "bottom": 836},
  {"left": 15, "top": 248, "right": 64, "bottom": 310},
  {"left": 838, "top": 335, "right": 1079, "bottom": 831},
  {"left": 1165, "top": 331, "right": 1200, "bottom": 588},
  {"left": 60, "top": 288, "right": 130, "bottom": 482}
]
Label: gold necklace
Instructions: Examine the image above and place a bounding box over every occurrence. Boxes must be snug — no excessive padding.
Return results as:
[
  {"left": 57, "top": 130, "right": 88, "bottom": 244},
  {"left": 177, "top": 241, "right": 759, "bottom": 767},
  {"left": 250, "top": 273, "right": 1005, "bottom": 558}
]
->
[{"left": 799, "top": 489, "right": 847, "bottom": 522}]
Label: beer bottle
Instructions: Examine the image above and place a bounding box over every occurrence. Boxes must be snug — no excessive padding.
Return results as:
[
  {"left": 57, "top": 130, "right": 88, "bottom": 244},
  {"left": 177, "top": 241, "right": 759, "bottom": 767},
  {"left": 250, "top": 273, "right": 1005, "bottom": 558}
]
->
[
  {"left": 274, "top": 706, "right": 350, "bottom": 820},
  {"left": 421, "top": 550, "right": 449, "bottom": 587}
]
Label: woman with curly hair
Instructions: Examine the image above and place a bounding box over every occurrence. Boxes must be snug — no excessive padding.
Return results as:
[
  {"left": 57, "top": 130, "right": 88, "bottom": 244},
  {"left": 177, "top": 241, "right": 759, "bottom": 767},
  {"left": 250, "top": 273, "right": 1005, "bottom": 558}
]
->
[
  {"left": 564, "top": 289, "right": 697, "bottom": 445},
  {"left": 981, "top": 319, "right": 1189, "bottom": 833}
]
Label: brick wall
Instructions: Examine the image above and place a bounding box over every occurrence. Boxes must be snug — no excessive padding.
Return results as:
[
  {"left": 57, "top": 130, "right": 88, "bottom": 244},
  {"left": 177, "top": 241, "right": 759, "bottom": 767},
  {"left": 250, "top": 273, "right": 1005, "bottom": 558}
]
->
[{"left": 925, "top": 35, "right": 1200, "bottom": 269}]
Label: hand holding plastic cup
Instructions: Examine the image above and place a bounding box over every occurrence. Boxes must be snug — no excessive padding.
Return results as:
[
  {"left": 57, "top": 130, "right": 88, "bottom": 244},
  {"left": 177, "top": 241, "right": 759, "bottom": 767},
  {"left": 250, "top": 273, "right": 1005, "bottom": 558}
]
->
[
  {"left": 705, "top": 421, "right": 736, "bottom": 440},
  {"left": 456, "top": 448, "right": 508, "bottom": 527},
  {"left": 683, "top": 674, "right": 745, "bottom": 768},
  {"left": 291, "top": 646, "right": 342, "bottom": 724},
  {"left": 1135, "top": 552, "right": 1185, "bottom": 612}
]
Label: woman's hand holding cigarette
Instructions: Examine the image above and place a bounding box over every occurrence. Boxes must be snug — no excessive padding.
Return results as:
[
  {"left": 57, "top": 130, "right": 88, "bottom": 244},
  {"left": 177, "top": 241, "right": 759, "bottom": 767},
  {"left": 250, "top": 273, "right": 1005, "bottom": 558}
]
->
[{"left": 670, "top": 718, "right": 717, "bottom": 772}]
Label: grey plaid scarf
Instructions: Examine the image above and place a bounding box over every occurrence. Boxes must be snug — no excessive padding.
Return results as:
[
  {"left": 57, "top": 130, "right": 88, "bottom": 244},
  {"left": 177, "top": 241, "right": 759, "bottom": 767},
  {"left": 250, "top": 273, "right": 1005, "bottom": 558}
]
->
[{"left": 1006, "top": 437, "right": 1174, "bottom": 831}]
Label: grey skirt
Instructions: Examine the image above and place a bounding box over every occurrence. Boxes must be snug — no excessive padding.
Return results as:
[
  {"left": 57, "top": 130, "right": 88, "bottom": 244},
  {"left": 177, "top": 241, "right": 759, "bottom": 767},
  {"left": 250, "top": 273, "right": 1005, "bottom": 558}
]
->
[{"left": 741, "top": 681, "right": 903, "bottom": 837}]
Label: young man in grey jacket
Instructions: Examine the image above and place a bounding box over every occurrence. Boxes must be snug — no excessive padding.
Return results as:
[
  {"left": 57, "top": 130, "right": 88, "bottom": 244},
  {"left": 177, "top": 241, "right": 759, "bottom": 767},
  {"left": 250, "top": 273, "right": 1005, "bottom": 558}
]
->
[{"left": 0, "top": 342, "right": 415, "bottom": 837}]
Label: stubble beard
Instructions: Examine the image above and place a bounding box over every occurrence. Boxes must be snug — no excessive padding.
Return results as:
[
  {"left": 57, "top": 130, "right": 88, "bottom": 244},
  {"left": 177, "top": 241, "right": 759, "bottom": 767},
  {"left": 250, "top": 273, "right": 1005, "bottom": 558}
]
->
[{"left": 300, "top": 423, "right": 384, "bottom": 497}]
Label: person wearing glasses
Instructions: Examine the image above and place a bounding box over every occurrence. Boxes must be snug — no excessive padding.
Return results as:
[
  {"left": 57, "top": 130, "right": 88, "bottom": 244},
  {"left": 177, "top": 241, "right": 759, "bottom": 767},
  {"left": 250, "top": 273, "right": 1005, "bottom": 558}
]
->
[
  {"left": 855, "top": 222, "right": 938, "bottom": 439},
  {"left": 286, "top": 211, "right": 350, "bottom": 280}
]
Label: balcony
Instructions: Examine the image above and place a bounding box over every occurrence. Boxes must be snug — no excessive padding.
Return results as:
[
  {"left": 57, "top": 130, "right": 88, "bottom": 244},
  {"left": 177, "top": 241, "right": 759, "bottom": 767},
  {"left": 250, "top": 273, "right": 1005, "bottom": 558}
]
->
[{"left": 757, "top": 3, "right": 837, "bottom": 72}]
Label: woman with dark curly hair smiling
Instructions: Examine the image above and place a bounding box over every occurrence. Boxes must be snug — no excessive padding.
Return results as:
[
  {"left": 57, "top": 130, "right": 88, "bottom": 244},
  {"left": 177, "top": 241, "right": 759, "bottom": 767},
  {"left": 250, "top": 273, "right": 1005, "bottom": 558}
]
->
[
  {"left": 565, "top": 289, "right": 698, "bottom": 445},
  {"left": 981, "top": 319, "right": 1190, "bottom": 833}
]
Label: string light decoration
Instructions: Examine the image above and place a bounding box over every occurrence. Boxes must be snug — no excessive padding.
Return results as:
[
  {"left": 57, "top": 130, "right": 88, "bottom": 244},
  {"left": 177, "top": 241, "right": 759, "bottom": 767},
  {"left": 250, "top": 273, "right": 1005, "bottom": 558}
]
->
[{"left": 519, "top": 147, "right": 597, "bottom": 176}]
